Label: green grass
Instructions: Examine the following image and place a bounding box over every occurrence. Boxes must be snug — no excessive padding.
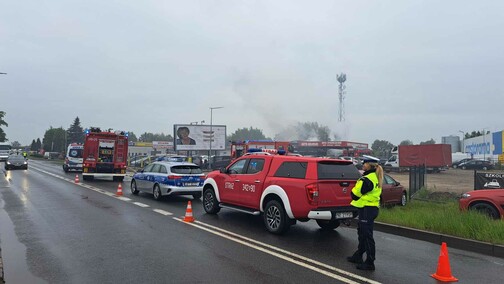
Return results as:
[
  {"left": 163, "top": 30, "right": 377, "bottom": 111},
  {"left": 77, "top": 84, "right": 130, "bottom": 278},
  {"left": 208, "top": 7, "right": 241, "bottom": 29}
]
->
[{"left": 378, "top": 195, "right": 504, "bottom": 245}]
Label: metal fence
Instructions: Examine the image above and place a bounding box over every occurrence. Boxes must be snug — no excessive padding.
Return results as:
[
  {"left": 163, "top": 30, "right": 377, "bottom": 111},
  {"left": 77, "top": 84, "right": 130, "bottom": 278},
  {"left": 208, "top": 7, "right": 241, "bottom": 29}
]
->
[{"left": 409, "top": 165, "right": 426, "bottom": 199}]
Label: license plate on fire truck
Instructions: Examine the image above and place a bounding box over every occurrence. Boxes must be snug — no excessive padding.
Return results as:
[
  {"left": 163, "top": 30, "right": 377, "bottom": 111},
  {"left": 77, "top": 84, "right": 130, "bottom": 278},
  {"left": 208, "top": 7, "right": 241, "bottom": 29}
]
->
[{"left": 335, "top": 212, "right": 353, "bottom": 219}]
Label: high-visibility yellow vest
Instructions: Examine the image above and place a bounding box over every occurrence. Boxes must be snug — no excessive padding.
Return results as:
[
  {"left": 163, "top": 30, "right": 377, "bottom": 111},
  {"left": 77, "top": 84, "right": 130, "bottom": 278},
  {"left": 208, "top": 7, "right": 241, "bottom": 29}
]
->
[{"left": 351, "top": 172, "right": 381, "bottom": 208}]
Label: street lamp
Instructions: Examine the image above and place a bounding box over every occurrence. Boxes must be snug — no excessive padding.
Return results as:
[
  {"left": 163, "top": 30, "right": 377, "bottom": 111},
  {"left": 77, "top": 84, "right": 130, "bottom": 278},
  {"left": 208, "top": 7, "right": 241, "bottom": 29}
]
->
[
  {"left": 458, "top": 130, "right": 465, "bottom": 153},
  {"left": 209, "top": 106, "right": 223, "bottom": 170}
]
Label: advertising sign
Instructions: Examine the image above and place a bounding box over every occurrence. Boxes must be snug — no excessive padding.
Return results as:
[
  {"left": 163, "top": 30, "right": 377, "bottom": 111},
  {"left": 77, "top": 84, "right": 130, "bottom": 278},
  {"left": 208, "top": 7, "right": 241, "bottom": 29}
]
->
[
  {"left": 174, "top": 124, "right": 226, "bottom": 151},
  {"left": 153, "top": 141, "right": 173, "bottom": 149},
  {"left": 474, "top": 172, "right": 504, "bottom": 190}
]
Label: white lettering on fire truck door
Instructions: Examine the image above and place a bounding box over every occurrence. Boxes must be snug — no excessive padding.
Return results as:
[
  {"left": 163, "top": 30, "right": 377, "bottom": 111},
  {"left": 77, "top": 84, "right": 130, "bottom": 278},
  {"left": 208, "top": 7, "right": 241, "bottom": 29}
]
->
[
  {"left": 225, "top": 182, "right": 234, "bottom": 190},
  {"left": 242, "top": 184, "right": 255, "bottom": 193}
]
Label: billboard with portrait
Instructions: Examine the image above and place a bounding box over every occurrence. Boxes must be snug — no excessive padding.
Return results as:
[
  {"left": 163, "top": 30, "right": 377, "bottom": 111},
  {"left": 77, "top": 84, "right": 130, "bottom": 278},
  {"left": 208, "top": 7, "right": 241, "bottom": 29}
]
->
[{"left": 173, "top": 124, "right": 226, "bottom": 151}]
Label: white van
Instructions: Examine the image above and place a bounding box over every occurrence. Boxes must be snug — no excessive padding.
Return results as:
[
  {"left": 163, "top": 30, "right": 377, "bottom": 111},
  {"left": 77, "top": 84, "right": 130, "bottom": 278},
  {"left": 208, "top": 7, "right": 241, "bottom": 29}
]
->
[
  {"left": 63, "top": 144, "right": 84, "bottom": 172},
  {"left": 0, "top": 142, "right": 11, "bottom": 161}
]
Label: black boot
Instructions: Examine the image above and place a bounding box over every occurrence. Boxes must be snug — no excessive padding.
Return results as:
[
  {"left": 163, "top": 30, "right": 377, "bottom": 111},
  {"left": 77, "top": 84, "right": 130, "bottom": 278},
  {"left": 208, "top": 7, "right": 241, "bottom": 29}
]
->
[
  {"left": 356, "top": 259, "right": 375, "bottom": 271},
  {"left": 346, "top": 252, "right": 363, "bottom": 264}
]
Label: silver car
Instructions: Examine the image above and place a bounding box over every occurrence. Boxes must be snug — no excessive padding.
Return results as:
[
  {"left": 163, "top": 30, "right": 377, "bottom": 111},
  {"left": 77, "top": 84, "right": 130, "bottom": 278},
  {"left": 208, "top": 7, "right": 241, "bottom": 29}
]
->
[{"left": 130, "top": 161, "right": 204, "bottom": 200}]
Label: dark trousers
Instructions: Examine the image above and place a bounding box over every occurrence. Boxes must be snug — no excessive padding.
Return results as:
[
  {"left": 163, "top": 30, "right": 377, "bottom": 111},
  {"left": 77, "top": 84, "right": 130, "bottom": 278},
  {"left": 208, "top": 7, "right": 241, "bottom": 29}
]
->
[{"left": 357, "top": 206, "right": 379, "bottom": 262}]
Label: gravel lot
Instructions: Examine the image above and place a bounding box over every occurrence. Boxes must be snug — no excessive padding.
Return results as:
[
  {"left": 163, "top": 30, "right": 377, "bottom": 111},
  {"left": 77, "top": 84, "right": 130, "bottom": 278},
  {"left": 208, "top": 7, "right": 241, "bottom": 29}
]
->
[{"left": 388, "top": 168, "right": 494, "bottom": 195}]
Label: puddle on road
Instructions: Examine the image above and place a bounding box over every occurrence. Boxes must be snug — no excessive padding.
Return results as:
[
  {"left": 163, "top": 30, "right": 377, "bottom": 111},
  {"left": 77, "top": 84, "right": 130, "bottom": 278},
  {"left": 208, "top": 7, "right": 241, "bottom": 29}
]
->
[{"left": 0, "top": 200, "right": 47, "bottom": 284}]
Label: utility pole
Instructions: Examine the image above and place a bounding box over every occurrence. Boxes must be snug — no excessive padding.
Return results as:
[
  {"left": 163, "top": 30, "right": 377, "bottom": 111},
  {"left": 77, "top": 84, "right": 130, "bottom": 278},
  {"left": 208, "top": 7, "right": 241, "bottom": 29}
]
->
[{"left": 209, "top": 106, "right": 223, "bottom": 170}]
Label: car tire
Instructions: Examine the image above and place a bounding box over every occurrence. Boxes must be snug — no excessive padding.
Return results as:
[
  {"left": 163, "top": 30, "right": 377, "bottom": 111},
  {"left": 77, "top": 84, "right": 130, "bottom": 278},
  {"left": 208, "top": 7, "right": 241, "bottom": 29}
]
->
[
  {"left": 203, "top": 187, "right": 220, "bottom": 214},
  {"left": 192, "top": 192, "right": 202, "bottom": 200},
  {"left": 63, "top": 165, "right": 68, "bottom": 172},
  {"left": 153, "top": 184, "right": 162, "bottom": 201},
  {"left": 470, "top": 202, "right": 500, "bottom": 219},
  {"left": 130, "top": 180, "right": 139, "bottom": 195},
  {"left": 316, "top": 219, "right": 341, "bottom": 230},
  {"left": 400, "top": 192, "right": 407, "bottom": 206},
  {"left": 461, "top": 166, "right": 467, "bottom": 170},
  {"left": 452, "top": 165, "right": 458, "bottom": 169},
  {"left": 263, "top": 200, "right": 290, "bottom": 235},
  {"left": 482, "top": 166, "right": 488, "bottom": 171}
]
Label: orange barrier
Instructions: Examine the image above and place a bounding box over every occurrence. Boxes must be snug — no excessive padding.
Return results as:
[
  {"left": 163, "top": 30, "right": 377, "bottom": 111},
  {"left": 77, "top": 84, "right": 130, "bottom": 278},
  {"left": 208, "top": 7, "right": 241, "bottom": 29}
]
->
[
  {"left": 183, "top": 201, "right": 195, "bottom": 222},
  {"left": 431, "top": 242, "right": 458, "bottom": 282}
]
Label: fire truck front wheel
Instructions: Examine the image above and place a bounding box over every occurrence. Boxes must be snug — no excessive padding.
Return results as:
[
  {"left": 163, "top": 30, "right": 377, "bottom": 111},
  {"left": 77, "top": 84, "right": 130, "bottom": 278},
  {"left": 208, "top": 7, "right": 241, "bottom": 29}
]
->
[
  {"left": 83, "top": 175, "right": 93, "bottom": 181},
  {"left": 113, "top": 176, "right": 124, "bottom": 182}
]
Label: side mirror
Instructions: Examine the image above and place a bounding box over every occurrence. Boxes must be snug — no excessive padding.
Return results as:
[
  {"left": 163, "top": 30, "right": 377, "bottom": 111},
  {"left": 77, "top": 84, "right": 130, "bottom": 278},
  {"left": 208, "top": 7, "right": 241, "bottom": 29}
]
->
[
  {"left": 395, "top": 181, "right": 400, "bottom": 186},
  {"left": 219, "top": 167, "right": 227, "bottom": 174}
]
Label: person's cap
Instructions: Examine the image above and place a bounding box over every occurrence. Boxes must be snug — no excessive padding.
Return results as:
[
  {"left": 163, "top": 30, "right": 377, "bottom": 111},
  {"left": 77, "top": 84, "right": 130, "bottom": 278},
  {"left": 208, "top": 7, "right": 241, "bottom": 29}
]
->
[{"left": 361, "top": 155, "right": 380, "bottom": 164}]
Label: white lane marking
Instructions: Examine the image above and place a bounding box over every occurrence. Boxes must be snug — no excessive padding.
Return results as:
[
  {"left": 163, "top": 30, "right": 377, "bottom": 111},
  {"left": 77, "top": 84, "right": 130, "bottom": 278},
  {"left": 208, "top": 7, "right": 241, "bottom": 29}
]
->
[
  {"left": 174, "top": 218, "right": 365, "bottom": 284},
  {"left": 153, "top": 209, "right": 173, "bottom": 216},
  {"left": 30, "top": 165, "right": 376, "bottom": 283},
  {"left": 193, "top": 220, "right": 380, "bottom": 284},
  {"left": 117, "top": 197, "right": 132, "bottom": 201},
  {"left": 133, "top": 202, "right": 150, "bottom": 208}
]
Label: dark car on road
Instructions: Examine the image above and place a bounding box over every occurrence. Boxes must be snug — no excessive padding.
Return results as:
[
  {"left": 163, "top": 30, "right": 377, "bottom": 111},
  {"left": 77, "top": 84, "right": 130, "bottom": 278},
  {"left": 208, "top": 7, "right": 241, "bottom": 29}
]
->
[
  {"left": 5, "top": 153, "right": 28, "bottom": 170},
  {"left": 458, "top": 160, "right": 493, "bottom": 170}
]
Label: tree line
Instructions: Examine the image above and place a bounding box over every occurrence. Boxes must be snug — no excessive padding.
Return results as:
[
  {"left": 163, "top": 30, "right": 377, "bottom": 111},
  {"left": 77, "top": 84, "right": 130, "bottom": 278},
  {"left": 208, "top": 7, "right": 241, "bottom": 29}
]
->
[{"left": 0, "top": 110, "right": 488, "bottom": 159}]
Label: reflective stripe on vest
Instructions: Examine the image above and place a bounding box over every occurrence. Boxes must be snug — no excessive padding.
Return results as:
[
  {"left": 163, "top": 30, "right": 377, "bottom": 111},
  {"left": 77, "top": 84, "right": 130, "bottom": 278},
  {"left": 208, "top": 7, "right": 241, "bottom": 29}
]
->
[{"left": 351, "top": 172, "right": 381, "bottom": 208}]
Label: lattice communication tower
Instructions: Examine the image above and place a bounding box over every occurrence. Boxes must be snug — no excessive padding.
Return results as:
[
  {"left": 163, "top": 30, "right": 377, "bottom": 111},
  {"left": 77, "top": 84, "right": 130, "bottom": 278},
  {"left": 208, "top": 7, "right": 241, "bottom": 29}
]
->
[{"left": 336, "top": 73, "right": 346, "bottom": 122}]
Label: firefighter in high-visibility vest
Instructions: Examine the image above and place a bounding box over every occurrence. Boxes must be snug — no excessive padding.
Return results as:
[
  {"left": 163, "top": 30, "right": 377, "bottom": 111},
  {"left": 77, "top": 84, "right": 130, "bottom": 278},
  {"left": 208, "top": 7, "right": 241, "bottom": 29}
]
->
[{"left": 347, "top": 155, "right": 383, "bottom": 271}]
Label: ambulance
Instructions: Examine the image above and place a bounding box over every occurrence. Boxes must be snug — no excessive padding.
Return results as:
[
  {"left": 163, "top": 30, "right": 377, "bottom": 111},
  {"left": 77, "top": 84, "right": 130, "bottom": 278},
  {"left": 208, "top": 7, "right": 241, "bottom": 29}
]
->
[{"left": 63, "top": 143, "right": 84, "bottom": 172}]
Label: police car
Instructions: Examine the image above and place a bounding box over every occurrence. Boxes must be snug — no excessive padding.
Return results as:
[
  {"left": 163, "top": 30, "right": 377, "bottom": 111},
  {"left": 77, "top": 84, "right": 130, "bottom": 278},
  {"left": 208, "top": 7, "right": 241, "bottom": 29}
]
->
[{"left": 130, "top": 161, "right": 205, "bottom": 200}]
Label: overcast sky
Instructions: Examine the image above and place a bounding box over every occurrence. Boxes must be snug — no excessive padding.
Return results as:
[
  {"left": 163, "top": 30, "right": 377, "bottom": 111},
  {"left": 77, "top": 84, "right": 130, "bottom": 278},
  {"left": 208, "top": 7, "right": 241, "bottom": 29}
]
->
[{"left": 1, "top": 1, "right": 503, "bottom": 146}]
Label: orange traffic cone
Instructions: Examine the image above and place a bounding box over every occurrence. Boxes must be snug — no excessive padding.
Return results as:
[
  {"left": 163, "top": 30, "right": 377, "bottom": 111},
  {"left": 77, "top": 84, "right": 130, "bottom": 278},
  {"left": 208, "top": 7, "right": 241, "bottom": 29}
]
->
[
  {"left": 116, "top": 183, "right": 123, "bottom": 196},
  {"left": 431, "top": 242, "right": 458, "bottom": 282},
  {"left": 74, "top": 174, "right": 80, "bottom": 184},
  {"left": 183, "top": 201, "right": 195, "bottom": 222}
]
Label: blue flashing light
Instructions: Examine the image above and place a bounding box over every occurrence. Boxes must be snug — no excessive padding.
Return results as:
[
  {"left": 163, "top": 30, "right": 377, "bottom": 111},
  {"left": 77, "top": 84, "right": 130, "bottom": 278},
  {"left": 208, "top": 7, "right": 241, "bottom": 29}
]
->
[
  {"left": 247, "top": 148, "right": 263, "bottom": 153},
  {"left": 85, "top": 129, "right": 90, "bottom": 134},
  {"left": 277, "top": 150, "right": 286, "bottom": 155}
]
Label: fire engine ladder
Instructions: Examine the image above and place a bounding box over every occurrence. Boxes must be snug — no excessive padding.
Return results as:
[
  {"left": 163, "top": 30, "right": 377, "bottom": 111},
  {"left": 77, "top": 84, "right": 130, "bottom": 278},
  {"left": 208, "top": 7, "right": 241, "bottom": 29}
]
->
[{"left": 116, "top": 140, "right": 125, "bottom": 162}]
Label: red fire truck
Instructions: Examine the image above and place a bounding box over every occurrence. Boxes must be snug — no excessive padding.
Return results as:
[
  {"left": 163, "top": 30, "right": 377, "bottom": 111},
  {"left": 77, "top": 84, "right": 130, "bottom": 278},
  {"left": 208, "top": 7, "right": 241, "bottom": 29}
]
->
[
  {"left": 82, "top": 127, "right": 129, "bottom": 181},
  {"left": 230, "top": 140, "right": 291, "bottom": 160},
  {"left": 289, "top": 140, "right": 371, "bottom": 158}
]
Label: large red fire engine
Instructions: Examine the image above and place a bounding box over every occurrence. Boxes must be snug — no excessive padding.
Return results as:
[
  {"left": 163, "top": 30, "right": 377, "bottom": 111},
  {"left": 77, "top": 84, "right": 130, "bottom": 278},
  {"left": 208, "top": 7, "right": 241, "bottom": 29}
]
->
[
  {"left": 230, "top": 140, "right": 291, "bottom": 160},
  {"left": 82, "top": 127, "right": 129, "bottom": 181}
]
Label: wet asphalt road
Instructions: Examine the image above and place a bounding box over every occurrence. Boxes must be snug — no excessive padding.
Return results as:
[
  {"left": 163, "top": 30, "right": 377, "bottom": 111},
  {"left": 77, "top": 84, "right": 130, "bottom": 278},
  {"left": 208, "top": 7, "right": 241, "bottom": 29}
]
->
[{"left": 0, "top": 159, "right": 503, "bottom": 283}]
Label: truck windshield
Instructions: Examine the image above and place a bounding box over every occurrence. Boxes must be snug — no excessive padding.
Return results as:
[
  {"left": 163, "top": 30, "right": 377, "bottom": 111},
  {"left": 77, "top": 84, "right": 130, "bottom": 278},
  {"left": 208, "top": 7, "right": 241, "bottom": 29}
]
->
[{"left": 317, "top": 162, "right": 361, "bottom": 180}]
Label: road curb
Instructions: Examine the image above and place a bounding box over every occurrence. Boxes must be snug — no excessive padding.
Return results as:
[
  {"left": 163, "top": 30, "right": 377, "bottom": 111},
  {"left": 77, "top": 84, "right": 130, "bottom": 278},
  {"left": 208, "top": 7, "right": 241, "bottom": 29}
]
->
[{"left": 372, "top": 221, "right": 504, "bottom": 258}]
